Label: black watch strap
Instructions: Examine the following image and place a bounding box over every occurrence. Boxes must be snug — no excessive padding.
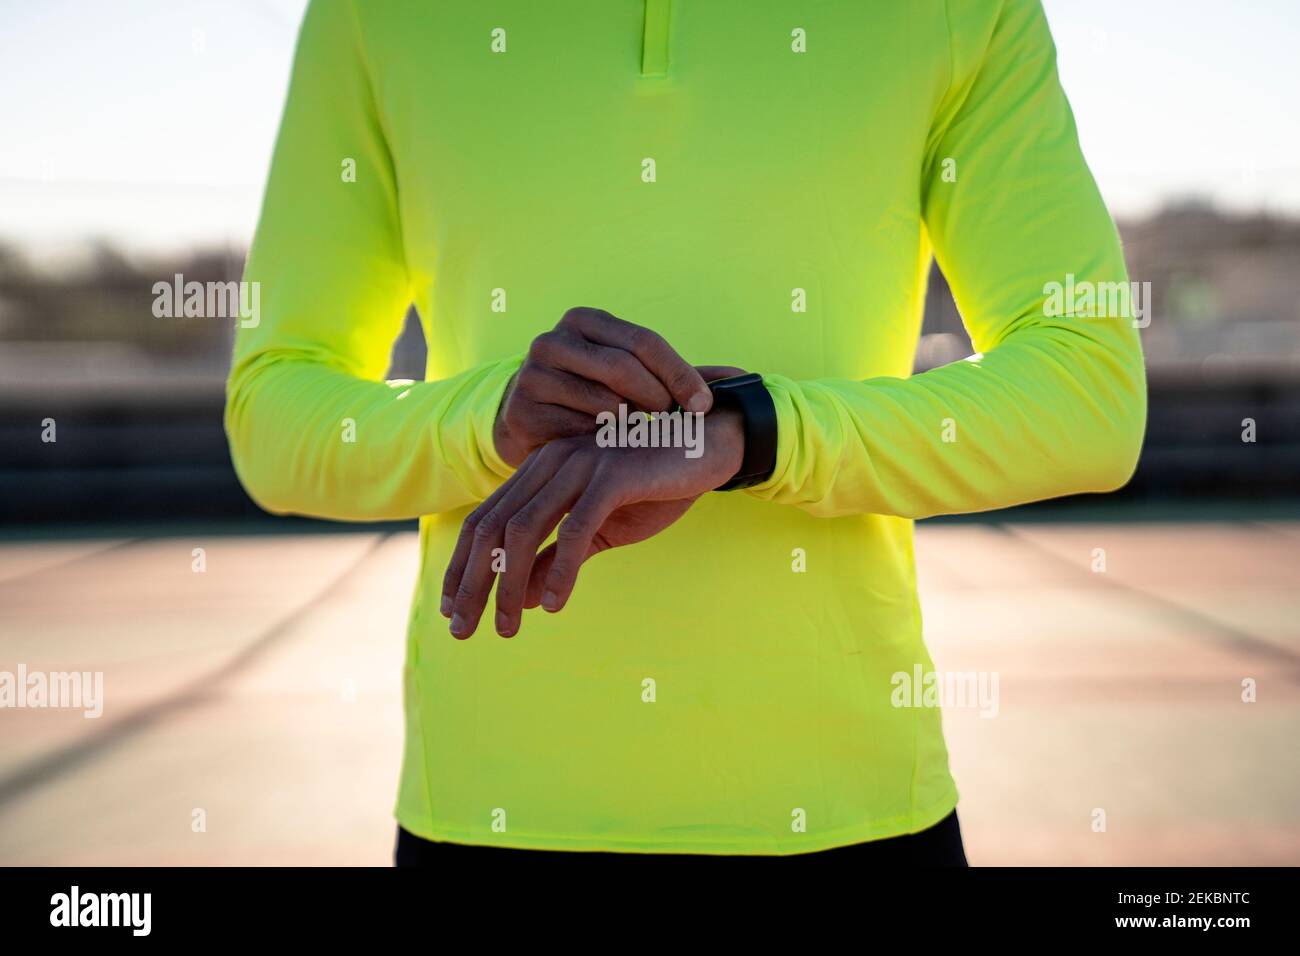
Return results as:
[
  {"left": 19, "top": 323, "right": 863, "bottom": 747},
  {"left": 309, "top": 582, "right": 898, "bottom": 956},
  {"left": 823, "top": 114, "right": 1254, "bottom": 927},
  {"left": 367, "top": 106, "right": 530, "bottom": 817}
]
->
[{"left": 706, "top": 372, "right": 778, "bottom": 491}]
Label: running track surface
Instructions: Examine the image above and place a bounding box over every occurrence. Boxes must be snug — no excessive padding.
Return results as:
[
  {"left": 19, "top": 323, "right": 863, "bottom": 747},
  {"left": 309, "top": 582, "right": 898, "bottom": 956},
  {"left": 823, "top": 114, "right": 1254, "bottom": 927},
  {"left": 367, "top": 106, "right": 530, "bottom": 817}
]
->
[{"left": 1, "top": 522, "right": 1297, "bottom": 865}]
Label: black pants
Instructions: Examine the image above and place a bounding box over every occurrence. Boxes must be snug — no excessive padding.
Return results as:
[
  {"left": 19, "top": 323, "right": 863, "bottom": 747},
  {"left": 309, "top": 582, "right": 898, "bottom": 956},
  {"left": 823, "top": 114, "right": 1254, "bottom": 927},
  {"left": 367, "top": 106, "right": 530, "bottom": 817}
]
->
[{"left": 395, "top": 811, "right": 967, "bottom": 866}]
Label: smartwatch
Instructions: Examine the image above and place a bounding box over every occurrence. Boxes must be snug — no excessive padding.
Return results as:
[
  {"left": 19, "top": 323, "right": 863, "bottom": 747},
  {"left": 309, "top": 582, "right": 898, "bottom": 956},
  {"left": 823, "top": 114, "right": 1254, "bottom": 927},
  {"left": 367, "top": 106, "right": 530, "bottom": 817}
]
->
[{"left": 705, "top": 372, "right": 778, "bottom": 491}]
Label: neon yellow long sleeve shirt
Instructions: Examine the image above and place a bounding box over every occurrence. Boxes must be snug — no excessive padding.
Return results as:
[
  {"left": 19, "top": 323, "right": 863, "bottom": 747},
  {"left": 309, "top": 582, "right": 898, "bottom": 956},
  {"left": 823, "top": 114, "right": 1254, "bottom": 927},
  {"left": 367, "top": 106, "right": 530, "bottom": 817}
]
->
[{"left": 226, "top": 0, "right": 1145, "bottom": 854}]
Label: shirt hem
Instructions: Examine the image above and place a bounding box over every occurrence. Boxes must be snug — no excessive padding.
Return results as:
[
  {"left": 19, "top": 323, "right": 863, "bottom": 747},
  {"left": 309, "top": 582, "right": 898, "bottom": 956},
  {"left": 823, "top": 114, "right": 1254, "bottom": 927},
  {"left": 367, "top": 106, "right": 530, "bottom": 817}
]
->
[{"left": 394, "top": 788, "right": 959, "bottom": 857}]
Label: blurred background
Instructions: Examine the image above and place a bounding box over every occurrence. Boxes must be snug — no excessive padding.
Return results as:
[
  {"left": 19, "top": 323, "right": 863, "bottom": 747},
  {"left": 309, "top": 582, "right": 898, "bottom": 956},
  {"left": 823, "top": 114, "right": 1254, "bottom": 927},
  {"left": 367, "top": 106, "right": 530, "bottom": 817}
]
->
[{"left": 0, "top": 0, "right": 1296, "bottom": 865}]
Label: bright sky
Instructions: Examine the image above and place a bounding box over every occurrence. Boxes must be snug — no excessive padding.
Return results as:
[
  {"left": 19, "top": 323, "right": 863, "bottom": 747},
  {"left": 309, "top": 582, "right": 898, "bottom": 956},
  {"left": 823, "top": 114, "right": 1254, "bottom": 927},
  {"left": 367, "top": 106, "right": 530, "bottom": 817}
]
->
[{"left": 1, "top": 0, "right": 1296, "bottom": 258}]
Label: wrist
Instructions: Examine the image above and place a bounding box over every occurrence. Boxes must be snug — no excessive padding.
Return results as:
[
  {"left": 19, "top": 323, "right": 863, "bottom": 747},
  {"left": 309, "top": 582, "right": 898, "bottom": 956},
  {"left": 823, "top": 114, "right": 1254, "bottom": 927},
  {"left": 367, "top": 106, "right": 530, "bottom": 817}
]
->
[
  {"left": 702, "top": 372, "right": 777, "bottom": 490},
  {"left": 495, "top": 426, "right": 531, "bottom": 470},
  {"left": 703, "top": 407, "right": 745, "bottom": 486},
  {"left": 492, "top": 375, "right": 527, "bottom": 468}
]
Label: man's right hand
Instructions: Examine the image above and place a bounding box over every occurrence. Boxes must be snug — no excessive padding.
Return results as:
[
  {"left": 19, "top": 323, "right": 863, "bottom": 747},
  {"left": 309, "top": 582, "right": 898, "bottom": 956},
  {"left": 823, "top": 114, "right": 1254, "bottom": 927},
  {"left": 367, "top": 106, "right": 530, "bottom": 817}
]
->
[{"left": 493, "top": 306, "right": 716, "bottom": 468}]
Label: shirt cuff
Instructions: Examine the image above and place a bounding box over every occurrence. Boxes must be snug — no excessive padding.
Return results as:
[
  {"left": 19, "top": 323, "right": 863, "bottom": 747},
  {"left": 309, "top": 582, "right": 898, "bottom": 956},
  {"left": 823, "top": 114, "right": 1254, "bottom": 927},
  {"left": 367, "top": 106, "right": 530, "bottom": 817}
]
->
[
  {"left": 742, "top": 373, "right": 798, "bottom": 501},
  {"left": 472, "top": 351, "right": 527, "bottom": 480}
]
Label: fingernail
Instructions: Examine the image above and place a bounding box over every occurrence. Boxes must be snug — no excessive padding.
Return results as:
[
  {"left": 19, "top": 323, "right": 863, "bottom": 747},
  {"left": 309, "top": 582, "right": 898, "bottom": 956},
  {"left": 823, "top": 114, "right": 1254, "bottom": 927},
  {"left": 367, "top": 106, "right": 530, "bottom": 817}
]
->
[
  {"left": 440, "top": 595, "right": 452, "bottom": 617},
  {"left": 450, "top": 613, "right": 468, "bottom": 636},
  {"left": 496, "top": 611, "right": 515, "bottom": 637},
  {"left": 686, "top": 391, "right": 711, "bottom": 413},
  {"left": 541, "top": 590, "right": 559, "bottom": 612}
]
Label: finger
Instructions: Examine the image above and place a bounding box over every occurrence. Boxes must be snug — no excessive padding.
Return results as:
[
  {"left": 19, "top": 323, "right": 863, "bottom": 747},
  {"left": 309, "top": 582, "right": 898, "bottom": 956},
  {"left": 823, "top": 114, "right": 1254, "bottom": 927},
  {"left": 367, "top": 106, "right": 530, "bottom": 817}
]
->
[
  {"left": 559, "top": 307, "right": 711, "bottom": 413},
  {"left": 524, "top": 541, "right": 600, "bottom": 609},
  {"left": 441, "top": 456, "right": 537, "bottom": 619},
  {"left": 505, "top": 395, "right": 597, "bottom": 452},
  {"left": 447, "top": 452, "right": 560, "bottom": 638},
  {"left": 539, "top": 476, "right": 621, "bottom": 613},
  {"left": 536, "top": 331, "right": 673, "bottom": 413},
  {"left": 494, "top": 457, "right": 590, "bottom": 636},
  {"left": 524, "top": 545, "right": 557, "bottom": 609},
  {"left": 527, "top": 364, "right": 627, "bottom": 418}
]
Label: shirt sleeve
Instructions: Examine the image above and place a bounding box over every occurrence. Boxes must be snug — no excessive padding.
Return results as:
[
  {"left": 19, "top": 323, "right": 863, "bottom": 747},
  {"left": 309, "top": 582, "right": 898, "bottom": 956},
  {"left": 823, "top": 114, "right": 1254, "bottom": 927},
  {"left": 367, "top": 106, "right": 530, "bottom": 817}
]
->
[
  {"left": 745, "top": 0, "right": 1146, "bottom": 519},
  {"left": 224, "top": 0, "right": 521, "bottom": 521}
]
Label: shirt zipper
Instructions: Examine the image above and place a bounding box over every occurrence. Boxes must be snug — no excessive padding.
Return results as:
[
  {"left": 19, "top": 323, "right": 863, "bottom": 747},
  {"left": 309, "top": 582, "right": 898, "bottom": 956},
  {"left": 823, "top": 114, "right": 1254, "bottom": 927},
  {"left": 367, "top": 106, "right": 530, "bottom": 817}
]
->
[{"left": 641, "top": 0, "right": 672, "bottom": 77}]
